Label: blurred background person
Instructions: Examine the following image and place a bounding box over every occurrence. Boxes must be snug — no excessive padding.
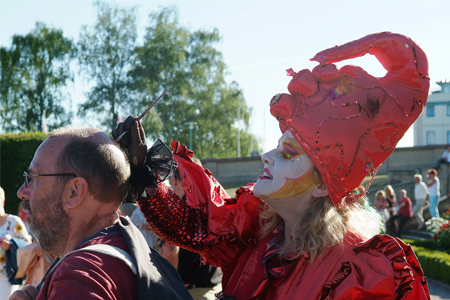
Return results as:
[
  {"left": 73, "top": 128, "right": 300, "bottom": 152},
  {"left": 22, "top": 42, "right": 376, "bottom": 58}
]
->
[
  {"left": 0, "top": 186, "right": 31, "bottom": 300},
  {"left": 384, "top": 185, "right": 397, "bottom": 235},
  {"left": 120, "top": 202, "right": 137, "bottom": 219},
  {"left": 426, "top": 169, "right": 440, "bottom": 218},
  {"left": 387, "top": 189, "right": 413, "bottom": 238},
  {"left": 433, "top": 145, "right": 450, "bottom": 170},
  {"left": 374, "top": 190, "right": 388, "bottom": 232},
  {"left": 17, "top": 208, "right": 29, "bottom": 234},
  {"left": 413, "top": 174, "right": 429, "bottom": 230},
  {"left": 15, "top": 242, "right": 53, "bottom": 287},
  {"left": 130, "top": 202, "right": 157, "bottom": 249},
  {"left": 384, "top": 185, "right": 397, "bottom": 218}
]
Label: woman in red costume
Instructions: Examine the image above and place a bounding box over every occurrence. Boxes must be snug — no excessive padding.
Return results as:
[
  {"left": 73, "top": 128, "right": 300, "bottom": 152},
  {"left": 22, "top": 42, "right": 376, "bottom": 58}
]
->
[{"left": 114, "top": 32, "right": 431, "bottom": 300}]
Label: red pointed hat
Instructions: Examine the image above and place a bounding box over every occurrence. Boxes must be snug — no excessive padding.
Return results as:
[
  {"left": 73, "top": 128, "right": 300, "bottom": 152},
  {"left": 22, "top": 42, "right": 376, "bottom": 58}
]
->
[{"left": 270, "top": 32, "right": 429, "bottom": 208}]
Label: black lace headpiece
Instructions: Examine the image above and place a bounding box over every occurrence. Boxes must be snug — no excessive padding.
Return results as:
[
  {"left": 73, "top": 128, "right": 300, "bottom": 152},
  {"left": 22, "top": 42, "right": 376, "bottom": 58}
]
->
[{"left": 127, "top": 139, "right": 177, "bottom": 202}]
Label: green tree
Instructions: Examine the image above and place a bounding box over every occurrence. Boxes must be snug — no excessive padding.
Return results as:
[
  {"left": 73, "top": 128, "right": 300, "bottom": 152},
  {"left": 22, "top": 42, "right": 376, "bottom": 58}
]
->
[
  {"left": 0, "top": 22, "right": 76, "bottom": 132},
  {"left": 0, "top": 46, "right": 22, "bottom": 131},
  {"left": 77, "top": 0, "right": 138, "bottom": 131},
  {"left": 131, "top": 7, "right": 257, "bottom": 159}
]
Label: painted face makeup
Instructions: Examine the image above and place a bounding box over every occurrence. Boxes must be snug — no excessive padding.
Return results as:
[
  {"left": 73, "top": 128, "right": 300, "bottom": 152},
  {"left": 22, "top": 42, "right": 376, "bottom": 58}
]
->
[{"left": 253, "top": 130, "right": 316, "bottom": 200}]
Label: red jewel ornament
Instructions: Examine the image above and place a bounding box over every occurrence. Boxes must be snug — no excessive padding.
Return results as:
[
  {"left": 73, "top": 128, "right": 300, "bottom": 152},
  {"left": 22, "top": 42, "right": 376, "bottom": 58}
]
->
[
  {"left": 286, "top": 68, "right": 296, "bottom": 77},
  {"left": 270, "top": 32, "right": 430, "bottom": 208}
]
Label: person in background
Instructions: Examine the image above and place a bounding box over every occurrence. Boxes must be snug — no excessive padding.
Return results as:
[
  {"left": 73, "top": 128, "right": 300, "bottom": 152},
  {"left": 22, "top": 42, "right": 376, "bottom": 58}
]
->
[
  {"left": 11, "top": 127, "right": 192, "bottom": 300},
  {"left": 374, "top": 190, "right": 389, "bottom": 231},
  {"left": 413, "top": 174, "right": 429, "bottom": 231},
  {"left": 114, "top": 32, "right": 431, "bottom": 299},
  {"left": 387, "top": 189, "right": 413, "bottom": 238},
  {"left": 15, "top": 242, "right": 53, "bottom": 287},
  {"left": 384, "top": 185, "right": 397, "bottom": 235},
  {"left": 130, "top": 203, "right": 157, "bottom": 250},
  {"left": 426, "top": 169, "right": 440, "bottom": 218},
  {"left": 18, "top": 208, "right": 30, "bottom": 234},
  {"left": 433, "top": 145, "right": 450, "bottom": 170},
  {"left": 384, "top": 185, "right": 397, "bottom": 218},
  {"left": 0, "top": 186, "right": 31, "bottom": 300},
  {"left": 120, "top": 202, "right": 137, "bottom": 218}
]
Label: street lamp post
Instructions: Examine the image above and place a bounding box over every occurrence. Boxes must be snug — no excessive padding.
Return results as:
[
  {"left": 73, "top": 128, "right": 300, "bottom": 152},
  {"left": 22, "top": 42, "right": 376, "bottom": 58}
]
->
[
  {"left": 237, "top": 107, "right": 240, "bottom": 158},
  {"left": 186, "top": 121, "right": 196, "bottom": 150}
]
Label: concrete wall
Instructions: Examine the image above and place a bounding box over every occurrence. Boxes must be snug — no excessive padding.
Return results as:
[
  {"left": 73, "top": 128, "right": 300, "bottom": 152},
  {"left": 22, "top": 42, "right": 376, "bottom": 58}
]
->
[
  {"left": 383, "top": 145, "right": 450, "bottom": 196},
  {"left": 202, "top": 144, "right": 450, "bottom": 194},
  {"left": 202, "top": 156, "right": 263, "bottom": 184}
]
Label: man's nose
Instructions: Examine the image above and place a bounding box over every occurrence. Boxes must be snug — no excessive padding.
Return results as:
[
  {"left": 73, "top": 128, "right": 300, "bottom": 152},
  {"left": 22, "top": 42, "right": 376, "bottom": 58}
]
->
[{"left": 17, "top": 183, "right": 30, "bottom": 201}]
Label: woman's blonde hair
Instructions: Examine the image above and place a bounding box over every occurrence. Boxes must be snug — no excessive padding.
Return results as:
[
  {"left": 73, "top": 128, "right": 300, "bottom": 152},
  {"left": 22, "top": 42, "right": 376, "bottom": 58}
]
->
[
  {"left": 375, "top": 189, "right": 386, "bottom": 199},
  {"left": 258, "top": 167, "right": 382, "bottom": 262},
  {"left": 384, "top": 185, "right": 395, "bottom": 197}
]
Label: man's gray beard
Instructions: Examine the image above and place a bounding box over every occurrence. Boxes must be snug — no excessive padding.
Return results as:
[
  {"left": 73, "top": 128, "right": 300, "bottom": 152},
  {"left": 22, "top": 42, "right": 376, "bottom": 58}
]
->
[{"left": 21, "top": 193, "right": 71, "bottom": 255}]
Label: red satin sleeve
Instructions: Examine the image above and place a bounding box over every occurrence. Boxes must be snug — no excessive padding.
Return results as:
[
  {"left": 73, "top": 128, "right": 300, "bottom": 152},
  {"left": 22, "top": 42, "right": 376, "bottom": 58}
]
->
[{"left": 320, "top": 235, "right": 430, "bottom": 300}]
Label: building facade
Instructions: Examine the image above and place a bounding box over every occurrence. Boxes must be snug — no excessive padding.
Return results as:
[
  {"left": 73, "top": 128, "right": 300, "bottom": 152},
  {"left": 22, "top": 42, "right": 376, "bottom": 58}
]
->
[{"left": 414, "top": 79, "right": 450, "bottom": 146}]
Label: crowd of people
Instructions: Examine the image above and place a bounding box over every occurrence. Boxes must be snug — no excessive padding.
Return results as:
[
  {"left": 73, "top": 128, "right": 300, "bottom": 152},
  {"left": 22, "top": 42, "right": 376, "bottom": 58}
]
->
[
  {"left": 3, "top": 32, "right": 437, "bottom": 299},
  {"left": 372, "top": 165, "right": 447, "bottom": 238},
  {"left": 0, "top": 187, "right": 31, "bottom": 299}
]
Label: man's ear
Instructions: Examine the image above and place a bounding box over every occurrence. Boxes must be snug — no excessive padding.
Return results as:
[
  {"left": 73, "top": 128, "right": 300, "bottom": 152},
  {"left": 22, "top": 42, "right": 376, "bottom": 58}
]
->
[
  {"left": 312, "top": 183, "right": 329, "bottom": 198},
  {"left": 64, "top": 177, "right": 89, "bottom": 209}
]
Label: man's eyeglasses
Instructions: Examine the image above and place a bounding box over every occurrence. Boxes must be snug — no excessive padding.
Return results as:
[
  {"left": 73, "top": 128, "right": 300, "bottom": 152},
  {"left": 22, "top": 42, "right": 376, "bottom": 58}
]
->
[{"left": 23, "top": 172, "right": 77, "bottom": 188}]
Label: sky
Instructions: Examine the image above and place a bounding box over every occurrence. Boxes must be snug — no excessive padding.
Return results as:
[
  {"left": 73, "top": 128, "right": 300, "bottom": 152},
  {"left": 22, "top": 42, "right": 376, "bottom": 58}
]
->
[{"left": 1, "top": 0, "right": 449, "bottom": 153}]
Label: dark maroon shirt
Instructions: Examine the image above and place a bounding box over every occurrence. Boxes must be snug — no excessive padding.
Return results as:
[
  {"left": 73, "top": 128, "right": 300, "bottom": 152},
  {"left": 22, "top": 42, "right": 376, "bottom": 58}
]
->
[
  {"left": 37, "top": 226, "right": 137, "bottom": 300},
  {"left": 398, "top": 196, "right": 413, "bottom": 218}
]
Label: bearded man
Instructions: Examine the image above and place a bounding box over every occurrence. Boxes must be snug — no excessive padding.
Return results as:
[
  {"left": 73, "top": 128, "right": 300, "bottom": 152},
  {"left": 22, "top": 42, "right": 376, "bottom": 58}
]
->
[{"left": 11, "top": 127, "right": 191, "bottom": 300}]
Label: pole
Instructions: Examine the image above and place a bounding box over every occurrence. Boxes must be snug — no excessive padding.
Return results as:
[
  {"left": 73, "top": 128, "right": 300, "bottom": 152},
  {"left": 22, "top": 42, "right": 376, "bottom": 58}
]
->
[
  {"left": 189, "top": 126, "right": 193, "bottom": 150},
  {"left": 250, "top": 107, "right": 253, "bottom": 155},
  {"left": 187, "top": 121, "right": 196, "bottom": 150},
  {"left": 237, "top": 107, "right": 240, "bottom": 158}
]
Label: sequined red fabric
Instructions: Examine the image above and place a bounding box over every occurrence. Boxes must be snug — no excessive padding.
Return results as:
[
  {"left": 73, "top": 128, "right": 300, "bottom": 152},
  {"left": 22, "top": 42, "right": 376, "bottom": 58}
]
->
[
  {"left": 270, "top": 32, "right": 430, "bottom": 207},
  {"left": 138, "top": 183, "right": 209, "bottom": 254}
]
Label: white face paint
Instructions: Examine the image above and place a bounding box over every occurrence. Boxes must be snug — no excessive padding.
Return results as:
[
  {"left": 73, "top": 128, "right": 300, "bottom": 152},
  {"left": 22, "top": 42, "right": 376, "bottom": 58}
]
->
[{"left": 253, "top": 130, "right": 315, "bottom": 200}]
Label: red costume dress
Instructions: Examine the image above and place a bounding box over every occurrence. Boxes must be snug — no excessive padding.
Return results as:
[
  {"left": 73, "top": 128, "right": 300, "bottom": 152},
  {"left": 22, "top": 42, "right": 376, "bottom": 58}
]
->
[{"left": 137, "top": 143, "right": 430, "bottom": 300}]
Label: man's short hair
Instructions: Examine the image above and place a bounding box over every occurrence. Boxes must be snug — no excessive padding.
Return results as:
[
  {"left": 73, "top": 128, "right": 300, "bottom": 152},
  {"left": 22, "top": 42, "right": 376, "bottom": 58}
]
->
[
  {"left": 414, "top": 174, "right": 422, "bottom": 181},
  {"left": 48, "top": 127, "right": 130, "bottom": 204},
  {"left": 400, "top": 189, "right": 407, "bottom": 195}
]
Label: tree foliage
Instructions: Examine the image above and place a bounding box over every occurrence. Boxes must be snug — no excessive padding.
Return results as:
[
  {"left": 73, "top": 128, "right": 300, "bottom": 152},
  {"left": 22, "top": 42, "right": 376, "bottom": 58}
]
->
[
  {"left": 0, "top": 22, "right": 76, "bottom": 132},
  {"left": 131, "top": 7, "right": 255, "bottom": 158},
  {"left": 77, "top": 0, "right": 138, "bottom": 130},
  {"left": 0, "top": 3, "right": 260, "bottom": 159},
  {"left": 0, "top": 132, "right": 47, "bottom": 214}
]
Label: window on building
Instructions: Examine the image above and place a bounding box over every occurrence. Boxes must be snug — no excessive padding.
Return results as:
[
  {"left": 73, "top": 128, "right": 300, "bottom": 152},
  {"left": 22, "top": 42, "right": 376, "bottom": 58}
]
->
[
  {"left": 427, "top": 106, "right": 435, "bottom": 117},
  {"left": 426, "top": 131, "right": 435, "bottom": 145},
  {"left": 447, "top": 105, "right": 450, "bottom": 116}
]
